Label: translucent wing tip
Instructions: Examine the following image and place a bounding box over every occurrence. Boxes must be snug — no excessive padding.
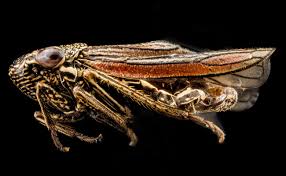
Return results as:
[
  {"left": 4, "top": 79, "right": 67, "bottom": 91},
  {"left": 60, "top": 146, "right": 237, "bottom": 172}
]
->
[{"left": 253, "top": 48, "right": 276, "bottom": 59}]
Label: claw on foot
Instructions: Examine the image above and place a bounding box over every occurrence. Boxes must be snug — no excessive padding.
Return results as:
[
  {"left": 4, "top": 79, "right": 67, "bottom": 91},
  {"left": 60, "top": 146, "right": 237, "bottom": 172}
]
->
[
  {"left": 77, "top": 133, "right": 103, "bottom": 144},
  {"left": 127, "top": 129, "right": 138, "bottom": 147},
  {"left": 62, "top": 147, "right": 70, "bottom": 152},
  {"left": 218, "top": 134, "right": 225, "bottom": 144}
]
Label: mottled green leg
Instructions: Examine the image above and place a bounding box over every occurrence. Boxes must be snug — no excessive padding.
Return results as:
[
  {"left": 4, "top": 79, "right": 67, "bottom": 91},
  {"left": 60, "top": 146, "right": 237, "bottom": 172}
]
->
[{"left": 73, "top": 86, "right": 138, "bottom": 146}]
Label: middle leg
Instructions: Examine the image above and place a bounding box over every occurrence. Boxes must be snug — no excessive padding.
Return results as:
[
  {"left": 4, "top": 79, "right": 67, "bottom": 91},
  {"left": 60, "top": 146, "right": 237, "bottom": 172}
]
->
[{"left": 73, "top": 86, "right": 138, "bottom": 146}]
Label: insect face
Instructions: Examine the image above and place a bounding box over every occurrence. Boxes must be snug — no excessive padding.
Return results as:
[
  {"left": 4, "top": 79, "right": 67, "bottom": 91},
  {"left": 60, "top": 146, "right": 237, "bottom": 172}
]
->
[{"left": 8, "top": 43, "right": 87, "bottom": 100}]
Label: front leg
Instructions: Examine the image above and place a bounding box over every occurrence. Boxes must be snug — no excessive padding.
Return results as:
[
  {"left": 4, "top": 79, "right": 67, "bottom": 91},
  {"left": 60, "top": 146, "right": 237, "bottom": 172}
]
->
[
  {"left": 36, "top": 82, "right": 72, "bottom": 152},
  {"left": 73, "top": 86, "right": 138, "bottom": 146},
  {"left": 35, "top": 82, "right": 101, "bottom": 152},
  {"left": 34, "top": 111, "right": 103, "bottom": 144}
]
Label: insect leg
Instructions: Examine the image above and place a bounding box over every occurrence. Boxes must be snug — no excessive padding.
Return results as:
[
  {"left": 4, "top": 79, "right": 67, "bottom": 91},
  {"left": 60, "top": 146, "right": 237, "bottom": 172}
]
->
[
  {"left": 139, "top": 82, "right": 226, "bottom": 142},
  {"left": 36, "top": 82, "right": 70, "bottom": 152},
  {"left": 174, "top": 87, "right": 206, "bottom": 106},
  {"left": 35, "top": 82, "right": 102, "bottom": 151},
  {"left": 34, "top": 111, "right": 103, "bottom": 143},
  {"left": 73, "top": 86, "right": 138, "bottom": 146},
  {"left": 140, "top": 80, "right": 207, "bottom": 112},
  {"left": 185, "top": 113, "right": 225, "bottom": 143},
  {"left": 173, "top": 87, "right": 207, "bottom": 113},
  {"left": 139, "top": 80, "right": 177, "bottom": 107},
  {"left": 85, "top": 77, "right": 132, "bottom": 117},
  {"left": 200, "top": 86, "right": 238, "bottom": 112},
  {"left": 82, "top": 70, "right": 224, "bottom": 143}
]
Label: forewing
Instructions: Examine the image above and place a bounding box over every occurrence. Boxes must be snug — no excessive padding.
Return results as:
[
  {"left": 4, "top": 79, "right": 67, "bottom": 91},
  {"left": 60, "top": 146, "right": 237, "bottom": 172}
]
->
[
  {"left": 82, "top": 40, "right": 194, "bottom": 62},
  {"left": 204, "top": 57, "right": 271, "bottom": 111},
  {"left": 81, "top": 41, "right": 274, "bottom": 79},
  {"left": 205, "top": 57, "right": 271, "bottom": 89}
]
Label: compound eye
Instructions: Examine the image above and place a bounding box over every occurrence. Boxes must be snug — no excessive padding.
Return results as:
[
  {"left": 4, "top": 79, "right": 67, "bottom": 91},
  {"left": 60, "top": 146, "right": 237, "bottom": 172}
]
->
[{"left": 36, "top": 47, "right": 64, "bottom": 68}]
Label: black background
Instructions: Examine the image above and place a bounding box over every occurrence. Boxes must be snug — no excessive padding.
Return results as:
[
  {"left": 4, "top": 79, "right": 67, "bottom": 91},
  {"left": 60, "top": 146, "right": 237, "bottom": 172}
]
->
[{"left": 1, "top": 0, "right": 285, "bottom": 174}]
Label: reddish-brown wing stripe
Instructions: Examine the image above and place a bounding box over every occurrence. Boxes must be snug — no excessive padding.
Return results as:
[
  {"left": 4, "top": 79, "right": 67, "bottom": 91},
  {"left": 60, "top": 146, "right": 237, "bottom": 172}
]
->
[
  {"left": 82, "top": 58, "right": 261, "bottom": 78},
  {"left": 81, "top": 46, "right": 274, "bottom": 78}
]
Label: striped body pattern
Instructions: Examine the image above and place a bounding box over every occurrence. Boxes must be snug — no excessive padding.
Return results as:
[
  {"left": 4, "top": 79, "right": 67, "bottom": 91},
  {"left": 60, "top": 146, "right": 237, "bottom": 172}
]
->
[{"left": 8, "top": 41, "right": 275, "bottom": 151}]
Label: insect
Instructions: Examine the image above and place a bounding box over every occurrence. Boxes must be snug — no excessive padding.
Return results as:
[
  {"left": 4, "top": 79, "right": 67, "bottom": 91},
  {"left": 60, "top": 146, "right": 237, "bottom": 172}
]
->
[{"left": 9, "top": 41, "right": 275, "bottom": 152}]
